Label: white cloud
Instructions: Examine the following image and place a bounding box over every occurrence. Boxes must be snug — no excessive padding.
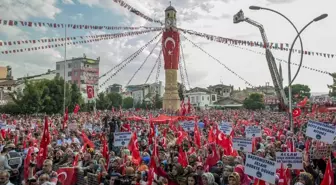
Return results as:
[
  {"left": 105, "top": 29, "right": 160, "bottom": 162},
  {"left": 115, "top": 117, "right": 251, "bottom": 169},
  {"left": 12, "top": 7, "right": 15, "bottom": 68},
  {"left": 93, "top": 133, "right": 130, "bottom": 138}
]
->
[
  {"left": 0, "top": 0, "right": 335, "bottom": 93},
  {"left": 0, "top": 0, "right": 61, "bottom": 20},
  {"left": 62, "top": 0, "right": 75, "bottom": 4}
]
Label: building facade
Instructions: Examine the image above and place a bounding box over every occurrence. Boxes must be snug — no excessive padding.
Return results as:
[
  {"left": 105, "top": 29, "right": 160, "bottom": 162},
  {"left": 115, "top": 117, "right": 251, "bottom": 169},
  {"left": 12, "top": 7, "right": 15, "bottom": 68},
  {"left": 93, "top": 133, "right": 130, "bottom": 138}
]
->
[
  {"left": 55, "top": 55, "right": 100, "bottom": 102},
  {"left": 15, "top": 69, "right": 56, "bottom": 93},
  {"left": 126, "top": 81, "right": 164, "bottom": 104},
  {"left": 185, "top": 87, "right": 217, "bottom": 110},
  {"left": 0, "top": 66, "right": 15, "bottom": 105},
  {"left": 208, "top": 84, "right": 233, "bottom": 98},
  {"left": 106, "top": 84, "right": 122, "bottom": 94}
]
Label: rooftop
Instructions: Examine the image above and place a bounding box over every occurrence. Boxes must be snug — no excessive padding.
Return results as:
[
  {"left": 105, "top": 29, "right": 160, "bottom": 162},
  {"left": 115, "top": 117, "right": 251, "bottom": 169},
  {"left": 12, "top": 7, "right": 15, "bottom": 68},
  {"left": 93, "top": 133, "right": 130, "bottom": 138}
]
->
[
  {"left": 17, "top": 70, "right": 55, "bottom": 81},
  {"left": 165, "top": 5, "right": 176, "bottom": 12}
]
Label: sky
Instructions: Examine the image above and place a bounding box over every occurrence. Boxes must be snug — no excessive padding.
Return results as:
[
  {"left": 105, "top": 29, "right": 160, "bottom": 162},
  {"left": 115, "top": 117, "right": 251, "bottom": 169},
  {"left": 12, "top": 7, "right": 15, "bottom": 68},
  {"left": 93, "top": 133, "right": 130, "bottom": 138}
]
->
[{"left": 0, "top": 0, "right": 335, "bottom": 93}]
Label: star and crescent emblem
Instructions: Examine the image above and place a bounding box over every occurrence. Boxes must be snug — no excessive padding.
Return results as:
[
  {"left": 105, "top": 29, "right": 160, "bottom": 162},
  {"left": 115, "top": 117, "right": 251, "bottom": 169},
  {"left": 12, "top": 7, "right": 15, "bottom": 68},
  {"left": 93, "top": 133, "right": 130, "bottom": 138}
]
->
[
  {"left": 164, "top": 36, "right": 176, "bottom": 55},
  {"left": 57, "top": 172, "right": 68, "bottom": 182}
]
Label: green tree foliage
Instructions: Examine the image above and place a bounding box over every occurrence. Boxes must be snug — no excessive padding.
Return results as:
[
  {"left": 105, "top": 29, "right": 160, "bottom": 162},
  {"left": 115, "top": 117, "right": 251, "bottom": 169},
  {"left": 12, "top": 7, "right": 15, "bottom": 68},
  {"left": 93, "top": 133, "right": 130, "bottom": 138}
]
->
[
  {"left": 154, "top": 94, "right": 162, "bottom": 109},
  {"left": 328, "top": 73, "right": 336, "bottom": 97},
  {"left": 122, "top": 97, "right": 134, "bottom": 109},
  {"left": 178, "top": 82, "right": 185, "bottom": 101},
  {"left": 284, "top": 84, "right": 311, "bottom": 102},
  {"left": 4, "top": 76, "right": 83, "bottom": 114},
  {"left": 95, "top": 92, "right": 122, "bottom": 110},
  {"left": 243, "top": 93, "right": 265, "bottom": 110}
]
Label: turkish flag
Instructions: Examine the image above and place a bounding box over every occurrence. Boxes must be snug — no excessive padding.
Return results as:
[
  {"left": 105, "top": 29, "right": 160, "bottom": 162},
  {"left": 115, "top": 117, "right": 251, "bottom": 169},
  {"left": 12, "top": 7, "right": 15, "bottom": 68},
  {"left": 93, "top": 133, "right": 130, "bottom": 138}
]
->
[
  {"left": 162, "top": 31, "right": 180, "bottom": 70},
  {"left": 86, "top": 85, "right": 94, "bottom": 99},
  {"left": 57, "top": 168, "right": 76, "bottom": 185},
  {"left": 292, "top": 108, "right": 301, "bottom": 117}
]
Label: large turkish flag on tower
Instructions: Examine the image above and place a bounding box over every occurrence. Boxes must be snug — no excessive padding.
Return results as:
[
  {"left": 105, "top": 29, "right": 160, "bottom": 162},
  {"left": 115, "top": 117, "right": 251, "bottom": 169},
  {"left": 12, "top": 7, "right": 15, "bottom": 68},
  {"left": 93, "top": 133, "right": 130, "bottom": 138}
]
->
[
  {"left": 86, "top": 85, "right": 94, "bottom": 99},
  {"left": 162, "top": 31, "right": 180, "bottom": 70}
]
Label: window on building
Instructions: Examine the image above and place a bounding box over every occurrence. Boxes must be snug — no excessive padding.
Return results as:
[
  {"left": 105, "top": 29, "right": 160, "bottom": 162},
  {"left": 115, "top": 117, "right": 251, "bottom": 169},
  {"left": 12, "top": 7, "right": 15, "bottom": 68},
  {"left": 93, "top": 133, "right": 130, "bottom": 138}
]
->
[
  {"left": 81, "top": 80, "right": 85, "bottom": 84},
  {"left": 56, "top": 73, "right": 60, "bottom": 77},
  {"left": 68, "top": 71, "right": 72, "bottom": 76},
  {"left": 56, "top": 64, "right": 60, "bottom": 70},
  {"left": 207, "top": 96, "right": 210, "bottom": 101},
  {"left": 196, "top": 96, "right": 199, "bottom": 102},
  {"left": 202, "top": 96, "right": 204, "bottom": 101},
  {"left": 212, "top": 95, "right": 216, "bottom": 101},
  {"left": 68, "top": 63, "right": 72, "bottom": 68},
  {"left": 191, "top": 97, "right": 195, "bottom": 103},
  {"left": 74, "top": 71, "right": 78, "bottom": 76},
  {"left": 7, "top": 87, "right": 11, "bottom": 91},
  {"left": 68, "top": 80, "right": 72, "bottom": 83}
]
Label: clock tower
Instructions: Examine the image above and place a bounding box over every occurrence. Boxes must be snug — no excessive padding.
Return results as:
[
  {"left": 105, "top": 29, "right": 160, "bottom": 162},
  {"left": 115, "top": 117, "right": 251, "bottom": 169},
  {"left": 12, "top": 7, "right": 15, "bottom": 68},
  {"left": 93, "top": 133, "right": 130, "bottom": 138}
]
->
[{"left": 162, "top": 4, "right": 180, "bottom": 111}]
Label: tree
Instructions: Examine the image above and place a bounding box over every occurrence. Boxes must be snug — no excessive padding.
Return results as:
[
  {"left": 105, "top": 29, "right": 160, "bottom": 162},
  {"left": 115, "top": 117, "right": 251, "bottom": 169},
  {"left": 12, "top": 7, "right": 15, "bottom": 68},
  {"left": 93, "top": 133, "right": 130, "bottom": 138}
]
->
[
  {"left": 178, "top": 82, "right": 185, "bottom": 101},
  {"left": 243, "top": 93, "right": 265, "bottom": 110},
  {"left": 8, "top": 76, "right": 83, "bottom": 114},
  {"left": 122, "top": 97, "right": 134, "bottom": 109},
  {"left": 328, "top": 72, "right": 336, "bottom": 97},
  {"left": 95, "top": 92, "right": 123, "bottom": 110},
  {"left": 284, "top": 84, "right": 311, "bottom": 102},
  {"left": 154, "top": 94, "right": 163, "bottom": 109}
]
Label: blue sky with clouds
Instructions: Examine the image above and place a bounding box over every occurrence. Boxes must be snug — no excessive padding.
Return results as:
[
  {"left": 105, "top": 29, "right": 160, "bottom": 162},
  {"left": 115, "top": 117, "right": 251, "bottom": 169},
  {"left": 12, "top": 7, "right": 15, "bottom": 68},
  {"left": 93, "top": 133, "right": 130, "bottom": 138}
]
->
[{"left": 0, "top": 0, "right": 335, "bottom": 93}]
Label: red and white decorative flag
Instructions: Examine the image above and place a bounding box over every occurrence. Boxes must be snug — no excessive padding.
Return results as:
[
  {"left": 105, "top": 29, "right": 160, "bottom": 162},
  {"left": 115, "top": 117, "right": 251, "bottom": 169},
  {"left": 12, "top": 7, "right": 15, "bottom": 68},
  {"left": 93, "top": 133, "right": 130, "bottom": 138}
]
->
[{"left": 86, "top": 85, "right": 94, "bottom": 99}]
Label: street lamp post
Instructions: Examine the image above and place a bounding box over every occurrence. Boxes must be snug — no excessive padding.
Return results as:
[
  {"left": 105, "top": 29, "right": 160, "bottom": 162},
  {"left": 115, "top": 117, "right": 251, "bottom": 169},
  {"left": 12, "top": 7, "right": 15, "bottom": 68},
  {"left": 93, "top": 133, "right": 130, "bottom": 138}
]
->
[{"left": 249, "top": 6, "right": 328, "bottom": 132}]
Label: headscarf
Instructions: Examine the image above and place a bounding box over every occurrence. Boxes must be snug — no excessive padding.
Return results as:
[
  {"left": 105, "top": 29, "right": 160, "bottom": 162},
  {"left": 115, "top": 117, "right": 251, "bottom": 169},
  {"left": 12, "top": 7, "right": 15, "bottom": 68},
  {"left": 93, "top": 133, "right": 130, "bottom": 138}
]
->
[
  {"left": 202, "top": 172, "right": 215, "bottom": 185},
  {"left": 168, "top": 163, "right": 187, "bottom": 185},
  {"left": 228, "top": 172, "right": 240, "bottom": 185},
  {"left": 234, "top": 165, "right": 251, "bottom": 185}
]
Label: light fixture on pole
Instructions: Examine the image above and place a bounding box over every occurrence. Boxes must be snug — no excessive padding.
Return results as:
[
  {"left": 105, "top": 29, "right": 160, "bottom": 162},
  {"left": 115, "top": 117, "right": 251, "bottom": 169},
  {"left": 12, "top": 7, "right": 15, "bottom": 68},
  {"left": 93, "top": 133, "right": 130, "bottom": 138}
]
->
[{"left": 249, "top": 6, "right": 328, "bottom": 132}]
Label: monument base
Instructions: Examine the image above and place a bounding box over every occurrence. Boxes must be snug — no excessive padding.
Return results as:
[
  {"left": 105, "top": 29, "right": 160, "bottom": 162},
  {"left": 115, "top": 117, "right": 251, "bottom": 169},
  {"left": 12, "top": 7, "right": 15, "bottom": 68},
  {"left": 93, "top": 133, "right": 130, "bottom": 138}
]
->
[
  {"left": 163, "top": 69, "right": 180, "bottom": 111},
  {"left": 162, "top": 92, "right": 180, "bottom": 111}
]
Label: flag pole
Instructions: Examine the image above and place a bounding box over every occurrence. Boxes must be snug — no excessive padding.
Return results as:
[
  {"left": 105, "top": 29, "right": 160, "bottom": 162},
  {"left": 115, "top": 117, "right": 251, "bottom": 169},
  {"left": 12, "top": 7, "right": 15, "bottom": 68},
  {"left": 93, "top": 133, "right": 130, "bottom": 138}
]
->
[{"left": 63, "top": 26, "right": 67, "bottom": 115}]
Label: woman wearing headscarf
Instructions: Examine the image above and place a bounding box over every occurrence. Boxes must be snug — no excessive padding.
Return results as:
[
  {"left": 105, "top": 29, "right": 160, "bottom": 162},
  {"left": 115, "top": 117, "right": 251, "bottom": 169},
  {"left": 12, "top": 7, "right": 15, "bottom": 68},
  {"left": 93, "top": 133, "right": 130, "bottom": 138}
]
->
[
  {"left": 228, "top": 172, "right": 240, "bottom": 185},
  {"left": 233, "top": 165, "right": 251, "bottom": 185},
  {"left": 201, "top": 172, "right": 218, "bottom": 185},
  {"left": 155, "top": 157, "right": 187, "bottom": 185}
]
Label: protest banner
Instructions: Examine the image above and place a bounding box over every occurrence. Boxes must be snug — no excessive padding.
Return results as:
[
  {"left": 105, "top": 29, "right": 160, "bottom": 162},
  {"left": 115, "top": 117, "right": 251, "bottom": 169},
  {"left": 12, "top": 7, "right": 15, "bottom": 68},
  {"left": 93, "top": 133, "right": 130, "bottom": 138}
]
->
[
  {"left": 181, "top": 121, "right": 194, "bottom": 132},
  {"left": 113, "top": 132, "right": 132, "bottom": 147},
  {"left": 306, "top": 120, "right": 335, "bottom": 144},
  {"left": 245, "top": 126, "right": 261, "bottom": 138},
  {"left": 276, "top": 152, "right": 303, "bottom": 169},
  {"left": 232, "top": 137, "right": 252, "bottom": 153},
  {"left": 219, "top": 122, "right": 233, "bottom": 135},
  {"left": 310, "top": 145, "right": 331, "bottom": 159},
  {"left": 245, "top": 153, "right": 276, "bottom": 184}
]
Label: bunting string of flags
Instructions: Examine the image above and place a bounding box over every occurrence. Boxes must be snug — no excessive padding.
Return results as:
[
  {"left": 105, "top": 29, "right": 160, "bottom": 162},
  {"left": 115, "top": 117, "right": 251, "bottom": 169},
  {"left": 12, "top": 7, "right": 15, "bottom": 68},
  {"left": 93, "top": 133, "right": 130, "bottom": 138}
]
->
[
  {"left": 181, "top": 34, "right": 256, "bottom": 88},
  {"left": 228, "top": 44, "right": 332, "bottom": 76},
  {"left": 112, "top": 0, "right": 163, "bottom": 25},
  {"left": 99, "top": 31, "right": 163, "bottom": 88},
  {"left": 0, "top": 29, "right": 162, "bottom": 55},
  {"left": 179, "top": 28, "right": 335, "bottom": 59},
  {"left": 0, "top": 18, "right": 161, "bottom": 31},
  {"left": 0, "top": 28, "right": 162, "bottom": 47}
]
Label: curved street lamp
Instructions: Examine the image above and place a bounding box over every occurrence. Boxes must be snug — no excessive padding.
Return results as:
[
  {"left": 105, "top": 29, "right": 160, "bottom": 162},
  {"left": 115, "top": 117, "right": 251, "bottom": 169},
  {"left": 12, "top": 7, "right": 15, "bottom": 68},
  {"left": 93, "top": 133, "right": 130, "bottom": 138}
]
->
[
  {"left": 249, "top": 6, "right": 304, "bottom": 85},
  {"left": 249, "top": 6, "right": 328, "bottom": 132}
]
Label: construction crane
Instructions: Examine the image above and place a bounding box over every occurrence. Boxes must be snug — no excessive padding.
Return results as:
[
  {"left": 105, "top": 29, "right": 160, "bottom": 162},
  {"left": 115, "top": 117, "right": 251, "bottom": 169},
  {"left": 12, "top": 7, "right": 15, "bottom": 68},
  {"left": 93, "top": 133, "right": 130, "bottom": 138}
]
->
[{"left": 233, "top": 10, "right": 288, "bottom": 109}]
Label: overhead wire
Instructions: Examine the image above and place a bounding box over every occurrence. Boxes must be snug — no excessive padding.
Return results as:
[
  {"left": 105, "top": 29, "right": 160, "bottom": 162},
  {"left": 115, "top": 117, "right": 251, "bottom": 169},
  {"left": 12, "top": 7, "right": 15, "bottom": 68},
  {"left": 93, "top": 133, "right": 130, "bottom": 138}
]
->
[
  {"left": 180, "top": 42, "right": 191, "bottom": 90},
  {"left": 144, "top": 49, "right": 162, "bottom": 84},
  {"left": 98, "top": 31, "right": 162, "bottom": 80},
  {"left": 99, "top": 31, "right": 162, "bottom": 89},
  {"left": 126, "top": 37, "right": 162, "bottom": 86},
  {"left": 228, "top": 44, "right": 332, "bottom": 75},
  {"left": 181, "top": 33, "right": 256, "bottom": 88}
]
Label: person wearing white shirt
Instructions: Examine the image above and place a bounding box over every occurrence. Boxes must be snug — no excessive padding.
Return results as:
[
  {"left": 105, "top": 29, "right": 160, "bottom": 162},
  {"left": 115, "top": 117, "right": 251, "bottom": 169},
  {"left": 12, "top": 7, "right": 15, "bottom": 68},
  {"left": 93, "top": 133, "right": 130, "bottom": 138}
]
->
[{"left": 0, "top": 170, "right": 14, "bottom": 185}]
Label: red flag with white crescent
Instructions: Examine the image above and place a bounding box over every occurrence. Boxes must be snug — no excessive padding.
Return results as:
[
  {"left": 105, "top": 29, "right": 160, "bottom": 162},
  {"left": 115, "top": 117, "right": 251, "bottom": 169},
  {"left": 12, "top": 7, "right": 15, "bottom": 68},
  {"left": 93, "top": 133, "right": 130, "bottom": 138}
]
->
[
  {"left": 86, "top": 85, "right": 94, "bottom": 99},
  {"left": 57, "top": 168, "right": 76, "bottom": 185},
  {"left": 162, "top": 31, "right": 180, "bottom": 70}
]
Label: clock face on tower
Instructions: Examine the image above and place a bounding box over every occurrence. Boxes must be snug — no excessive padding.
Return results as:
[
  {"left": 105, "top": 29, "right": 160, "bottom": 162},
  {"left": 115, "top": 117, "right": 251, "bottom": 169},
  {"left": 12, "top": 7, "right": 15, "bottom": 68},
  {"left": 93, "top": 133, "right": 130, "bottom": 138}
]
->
[{"left": 166, "top": 19, "right": 172, "bottom": 27}]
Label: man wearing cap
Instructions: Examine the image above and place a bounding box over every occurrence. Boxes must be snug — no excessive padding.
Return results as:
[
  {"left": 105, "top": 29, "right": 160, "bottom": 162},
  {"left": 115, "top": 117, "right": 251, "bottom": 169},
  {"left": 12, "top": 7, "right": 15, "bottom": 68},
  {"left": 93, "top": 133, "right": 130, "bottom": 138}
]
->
[{"left": 4, "top": 143, "right": 22, "bottom": 185}]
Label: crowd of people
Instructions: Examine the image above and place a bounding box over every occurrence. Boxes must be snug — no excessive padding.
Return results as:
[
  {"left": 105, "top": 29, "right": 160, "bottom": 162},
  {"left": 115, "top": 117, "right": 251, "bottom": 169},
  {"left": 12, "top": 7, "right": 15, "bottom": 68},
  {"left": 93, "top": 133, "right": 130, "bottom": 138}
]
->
[{"left": 0, "top": 108, "right": 334, "bottom": 185}]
